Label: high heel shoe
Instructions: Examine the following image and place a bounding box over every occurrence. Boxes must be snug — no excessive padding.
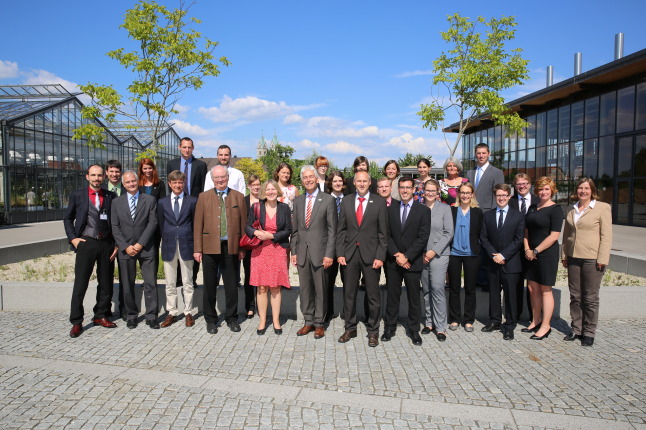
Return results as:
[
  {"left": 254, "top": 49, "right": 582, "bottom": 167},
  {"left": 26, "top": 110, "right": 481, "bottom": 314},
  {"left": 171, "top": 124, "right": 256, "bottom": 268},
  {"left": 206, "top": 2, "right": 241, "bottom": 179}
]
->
[
  {"left": 521, "top": 323, "right": 542, "bottom": 333},
  {"left": 257, "top": 325, "right": 267, "bottom": 335},
  {"left": 274, "top": 325, "right": 283, "bottom": 335},
  {"left": 530, "top": 328, "right": 551, "bottom": 340}
]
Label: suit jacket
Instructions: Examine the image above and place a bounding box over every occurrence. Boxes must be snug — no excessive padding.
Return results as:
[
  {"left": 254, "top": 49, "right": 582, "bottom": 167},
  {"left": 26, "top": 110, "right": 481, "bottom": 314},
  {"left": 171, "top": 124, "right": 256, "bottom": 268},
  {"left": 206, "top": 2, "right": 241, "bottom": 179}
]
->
[
  {"left": 167, "top": 156, "right": 208, "bottom": 198},
  {"left": 480, "top": 206, "right": 525, "bottom": 273},
  {"left": 466, "top": 164, "right": 505, "bottom": 212},
  {"left": 450, "top": 206, "right": 483, "bottom": 256},
  {"left": 425, "top": 201, "right": 454, "bottom": 257},
  {"left": 194, "top": 188, "right": 247, "bottom": 255},
  {"left": 337, "top": 193, "right": 388, "bottom": 265},
  {"left": 139, "top": 180, "right": 166, "bottom": 201},
  {"left": 244, "top": 200, "right": 292, "bottom": 249},
  {"left": 386, "top": 200, "right": 430, "bottom": 271},
  {"left": 102, "top": 182, "right": 124, "bottom": 197},
  {"left": 561, "top": 201, "right": 612, "bottom": 265},
  {"left": 509, "top": 193, "right": 539, "bottom": 215},
  {"left": 291, "top": 191, "right": 337, "bottom": 266},
  {"left": 64, "top": 187, "right": 116, "bottom": 251},
  {"left": 158, "top": 193, "right": 197, "bottom": 261},
  {"left": 111, "top": 193, "right": 159, "bottom": 260}
]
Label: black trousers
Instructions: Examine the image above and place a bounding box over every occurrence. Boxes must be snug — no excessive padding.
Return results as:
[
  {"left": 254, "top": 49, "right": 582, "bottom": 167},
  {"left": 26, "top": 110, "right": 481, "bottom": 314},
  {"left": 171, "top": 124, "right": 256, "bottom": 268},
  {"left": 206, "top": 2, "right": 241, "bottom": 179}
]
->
[
  {"left": 384, "top": 266, "right": 422, "bottom": 332},
  {"left": 516, "top": 263, "right": 532, "bottom": 321},
  {"left": 343, "top": 255, "right": 381, "bottom": 334},
  {"left": 203, "top": 252, "right": 239, "bottom": 325},
  {"left": 487, "top": 267, "right": 520, "bottom": 330},
  {"left": 447, "top": 255, "right": 479, "bottom": 325},
  {"left": 69, "top": 237, "right": 114, "bottom": 325},
  {"left": 242, "top": 250, "right": 256, "bottom": 313},
  {"left": 326, "top": 259, "right": 345, "bottom": 320}
]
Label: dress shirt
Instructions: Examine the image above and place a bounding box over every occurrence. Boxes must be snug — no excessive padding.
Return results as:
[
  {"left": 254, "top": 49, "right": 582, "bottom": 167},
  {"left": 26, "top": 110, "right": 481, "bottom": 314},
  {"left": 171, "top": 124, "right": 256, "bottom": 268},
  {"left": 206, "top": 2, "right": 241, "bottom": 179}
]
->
[
  {"left": 107, "top": 183, "right": 121, "bottom": 196},
  {"left": 171, "top": 192, "right": 184, "bottom": 213},
  {"left": 573, "top": 199, "right": 596, "bottom": 224},
  {"left": 354, "top": 192, "right": 371, "bottom": 211},
  {"left": 517, "top": 194, "right": 530, "bottom": 214},
  {"left": 304, "top": 189, "right": 319, "bottom": 220},
  {"left": 88, "top": 187, "right": 104, "bottom": 208},
  {"left": 496, "top": 205, "right": 509, "bottom": 260},
  {"left": 204, "top": 166, "right": 246, "bottom": 194},
  {"left": 399, "top": 200, "right": 412, "bottom": 224}
]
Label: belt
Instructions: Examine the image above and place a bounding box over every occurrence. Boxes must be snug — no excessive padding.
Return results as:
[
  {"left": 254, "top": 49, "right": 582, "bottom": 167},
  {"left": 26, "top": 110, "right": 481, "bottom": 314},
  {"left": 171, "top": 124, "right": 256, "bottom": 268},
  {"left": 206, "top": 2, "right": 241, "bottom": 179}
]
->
[{"left": 82, "top": 234, "right": 112, "bottom": 240}]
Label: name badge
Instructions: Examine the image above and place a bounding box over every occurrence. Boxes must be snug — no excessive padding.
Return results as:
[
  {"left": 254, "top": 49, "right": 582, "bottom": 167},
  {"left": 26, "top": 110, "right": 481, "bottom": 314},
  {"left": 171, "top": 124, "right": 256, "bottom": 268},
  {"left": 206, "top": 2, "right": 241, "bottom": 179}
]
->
[{"left": 100, "top": 213, "right": 108, "bottom": 220}]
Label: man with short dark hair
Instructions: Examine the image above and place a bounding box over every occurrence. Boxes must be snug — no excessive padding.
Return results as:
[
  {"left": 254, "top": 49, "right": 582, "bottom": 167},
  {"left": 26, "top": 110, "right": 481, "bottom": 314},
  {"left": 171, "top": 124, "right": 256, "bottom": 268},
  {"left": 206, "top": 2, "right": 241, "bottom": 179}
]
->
[
  {"left": 480, "top": 183, "right": 525, "bottom": 340},
  {"left": 204, "top": 144, "right": 246, "bottom": 193},
  {"left": 65, "top": 165, "right": 118, "bottom": 338},
  {"left": 167, "top": 137, "right": 208, "bottom": 197}
]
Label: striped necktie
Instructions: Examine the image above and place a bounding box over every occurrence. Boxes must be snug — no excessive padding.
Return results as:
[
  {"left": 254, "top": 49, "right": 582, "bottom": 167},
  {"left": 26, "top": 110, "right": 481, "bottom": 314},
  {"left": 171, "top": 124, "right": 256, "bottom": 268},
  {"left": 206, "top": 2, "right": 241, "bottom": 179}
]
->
[{"left": 129, "top": 195, "right": 137, "bottom": 220}]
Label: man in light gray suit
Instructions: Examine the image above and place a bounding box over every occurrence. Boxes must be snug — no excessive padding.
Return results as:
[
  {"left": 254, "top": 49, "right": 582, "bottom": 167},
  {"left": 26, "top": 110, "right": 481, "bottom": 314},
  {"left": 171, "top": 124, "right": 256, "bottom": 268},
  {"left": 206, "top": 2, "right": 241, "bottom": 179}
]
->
[
  {"left": 466, "top": 143, "right": 505, "bottom": 213},
  {"left": 111, "top": 170, "right": 160, "bottom": 329},
  {"left": 291, "top": 165, "right": 336, "bottom": 339}
]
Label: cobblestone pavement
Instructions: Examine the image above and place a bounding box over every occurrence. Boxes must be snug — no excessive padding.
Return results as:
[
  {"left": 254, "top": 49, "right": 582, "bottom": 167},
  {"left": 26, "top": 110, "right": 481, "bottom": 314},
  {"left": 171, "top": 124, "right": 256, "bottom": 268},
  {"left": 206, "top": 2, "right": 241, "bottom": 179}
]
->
[{"left": 0, "top": 311, "right": 644, "bottom": 429}]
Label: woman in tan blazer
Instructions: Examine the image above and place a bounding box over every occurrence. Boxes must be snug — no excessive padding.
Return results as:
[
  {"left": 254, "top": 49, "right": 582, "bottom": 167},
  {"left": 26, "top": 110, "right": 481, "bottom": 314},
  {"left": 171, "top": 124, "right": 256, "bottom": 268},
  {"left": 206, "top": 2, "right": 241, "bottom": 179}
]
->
[{"left": 561, "top": 177, "right": 612, "bottom": 347}]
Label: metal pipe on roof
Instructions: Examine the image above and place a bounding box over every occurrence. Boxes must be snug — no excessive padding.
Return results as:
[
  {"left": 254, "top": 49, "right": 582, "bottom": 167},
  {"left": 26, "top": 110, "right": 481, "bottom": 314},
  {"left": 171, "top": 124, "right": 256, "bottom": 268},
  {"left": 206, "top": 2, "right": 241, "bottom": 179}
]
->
[
  {"left": 574, "top": 53, "right": 582, "bottom": 76},
  {"left": 615, "top": 33, "right": 624, "bottom": 60},
  {"left": 546, "top": 65, "right": 554, "bottom": 87}
]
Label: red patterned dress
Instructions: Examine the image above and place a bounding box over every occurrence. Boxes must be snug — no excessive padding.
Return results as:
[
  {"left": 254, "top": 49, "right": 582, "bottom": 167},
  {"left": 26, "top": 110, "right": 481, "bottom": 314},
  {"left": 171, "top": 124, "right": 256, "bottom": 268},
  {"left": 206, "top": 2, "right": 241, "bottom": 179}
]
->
[{"left": 249, "top": 213, "right": 291, "bottom": 288}]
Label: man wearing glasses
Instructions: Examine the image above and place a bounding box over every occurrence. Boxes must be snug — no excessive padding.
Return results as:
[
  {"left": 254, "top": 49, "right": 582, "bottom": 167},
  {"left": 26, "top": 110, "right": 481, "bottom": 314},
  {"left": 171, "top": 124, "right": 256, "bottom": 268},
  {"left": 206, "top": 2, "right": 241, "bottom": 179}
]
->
[{"left": 480, "top": 184, "right": 525, "bottom": 340}]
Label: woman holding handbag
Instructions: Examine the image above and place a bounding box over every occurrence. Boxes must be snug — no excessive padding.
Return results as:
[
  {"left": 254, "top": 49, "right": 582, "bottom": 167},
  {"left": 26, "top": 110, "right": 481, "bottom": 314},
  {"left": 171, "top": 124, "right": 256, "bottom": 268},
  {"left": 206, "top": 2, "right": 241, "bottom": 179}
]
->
[{"left": 244, "top": 180, "right": 292, "bottom": 335}]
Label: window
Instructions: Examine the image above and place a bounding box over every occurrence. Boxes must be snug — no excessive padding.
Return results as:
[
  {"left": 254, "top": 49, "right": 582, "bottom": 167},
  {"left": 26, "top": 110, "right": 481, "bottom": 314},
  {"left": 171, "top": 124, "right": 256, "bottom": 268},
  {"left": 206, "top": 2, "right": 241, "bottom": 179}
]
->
[
  {"left": 584, "top": 97, "right": 599, "bottom": 139},
  {"left": 617, "top": 86, "right": 635, "bottom": 133}
]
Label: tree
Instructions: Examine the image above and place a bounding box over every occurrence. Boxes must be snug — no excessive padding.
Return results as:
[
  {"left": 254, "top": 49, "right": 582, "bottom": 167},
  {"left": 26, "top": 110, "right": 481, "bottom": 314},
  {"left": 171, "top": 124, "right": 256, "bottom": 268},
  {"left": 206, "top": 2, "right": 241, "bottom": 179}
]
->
[
  {"left": 235, "top": 158, "right": 268, "bottom": 183},
  {"left": 73, "top": 0, "right": 230, "bottom": 156},
  {"left": 259, "top": 144, "right": 296, "bottom": 179},
  {"left": 417, "top": 13, "right": 529, "bottom": 156},
  {"left": 397, "top": 153, "right": 435, "bottom": 168}
]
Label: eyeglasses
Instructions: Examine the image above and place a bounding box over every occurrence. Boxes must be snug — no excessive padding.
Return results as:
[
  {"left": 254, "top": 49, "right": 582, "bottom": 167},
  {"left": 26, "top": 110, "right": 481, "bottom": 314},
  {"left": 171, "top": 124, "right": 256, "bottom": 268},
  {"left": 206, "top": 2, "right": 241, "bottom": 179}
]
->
[
  {"left": 516, "top": 182, "right": 529, "bottom": 187},
  {"left": 212, "top": 175, "right": 228, "bottom": 180}
]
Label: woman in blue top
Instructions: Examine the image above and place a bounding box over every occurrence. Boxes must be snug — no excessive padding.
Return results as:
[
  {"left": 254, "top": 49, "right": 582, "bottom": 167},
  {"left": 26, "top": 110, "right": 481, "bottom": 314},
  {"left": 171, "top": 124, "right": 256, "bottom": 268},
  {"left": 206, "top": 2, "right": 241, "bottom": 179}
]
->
[{"left": 447, "top": 182, "right": 483, "bottom": 332}]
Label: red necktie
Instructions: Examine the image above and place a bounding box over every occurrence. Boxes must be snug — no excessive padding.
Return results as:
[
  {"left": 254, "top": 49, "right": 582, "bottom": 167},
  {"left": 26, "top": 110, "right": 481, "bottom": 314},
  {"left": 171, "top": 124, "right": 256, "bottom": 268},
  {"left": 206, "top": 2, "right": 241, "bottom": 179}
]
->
[
  {"left": 305, "top": 195, "right": 313, "bottom": 227},
  {"left": 356, "top": 197, "right": 365, "bottom": 226}
]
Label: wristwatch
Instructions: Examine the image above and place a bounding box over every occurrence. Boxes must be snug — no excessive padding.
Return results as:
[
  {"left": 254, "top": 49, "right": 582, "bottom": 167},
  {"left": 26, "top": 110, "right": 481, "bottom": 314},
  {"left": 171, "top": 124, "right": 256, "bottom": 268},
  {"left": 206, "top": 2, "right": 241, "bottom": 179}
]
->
[{"left": 532, "top": 249, "right": 539, "bottom": 255}]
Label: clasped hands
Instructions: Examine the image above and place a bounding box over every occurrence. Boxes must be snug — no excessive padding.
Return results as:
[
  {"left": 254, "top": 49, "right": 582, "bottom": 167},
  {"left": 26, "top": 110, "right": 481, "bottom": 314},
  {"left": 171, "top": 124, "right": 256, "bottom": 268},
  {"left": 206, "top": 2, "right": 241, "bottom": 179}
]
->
[{"left": 492, "top": 253, "right": 506, "bottom": 265}]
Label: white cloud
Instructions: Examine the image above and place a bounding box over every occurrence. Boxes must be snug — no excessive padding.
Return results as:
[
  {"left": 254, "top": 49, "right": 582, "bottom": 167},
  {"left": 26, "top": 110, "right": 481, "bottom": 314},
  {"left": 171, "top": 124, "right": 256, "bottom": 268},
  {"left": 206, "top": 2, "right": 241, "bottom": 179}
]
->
[
  {"left": 322, "top": 140, "right": 362, "bottom": 154},
  {"left": 173, "top": 103, "right": 190, "bottom": 115},
  {"left": 395, "top": 69, "right": 434, "bottom": 78},
  {"left": 301, "top": 116, "right": 380, "bottom": 139},
  {"left": 296, "top": 139, "right": 320, "bottom": 149},
  {"left": 0, "top": 60, "right": 19, "bottom": 79},
  {"left": 23, "top": 69, "right": 81, "bottom": 93},
  {"left": 198, "top": 95, "right": 322, "bottom": 124},
  {"left": 171, "top": 119, "right": 210, "bottom": 137},
  {"left": 283, "top": 114, "right": 304, "bottom": 124}
]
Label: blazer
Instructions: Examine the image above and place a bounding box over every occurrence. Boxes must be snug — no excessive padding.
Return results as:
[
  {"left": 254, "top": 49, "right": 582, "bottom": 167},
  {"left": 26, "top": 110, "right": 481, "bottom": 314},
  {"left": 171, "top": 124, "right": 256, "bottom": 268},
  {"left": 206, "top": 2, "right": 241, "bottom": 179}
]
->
[
  {"left": 386, "top": 200, "right": 431, "bottom": 271},
  {"left": 425, "top": 201, "right": 454, "bottom": 257},
  {"left": 244, "top": 200, "right": 292, "bottom": 249},
  {"left": 291, "top": 191, "right": 337, "bottom": 266},
  {"left": 111, "top": 193, "right": 159, "bottom": 260},
  {"left": 479, "top": 206, "right": 525, "bottom": 273},
  {"left": 63, "top": 187, "right": 116, "bottom": 250},
  {"left": 466, "top": 164, "right": 505, "bottom": 212},
  {"left": 509, "top": 193, "right": 539, "bottom": 215},
  {"left": 167, "top": 156, "right": 208, "bottom": 198},
  {"left": 139, "top": 180, "right": 166, "bottom": 201},
  {"left": 561, "top": 201, "right": 612, "bottom": 265},
  {"left": 450, "top": 206, "right": 483, "bottom": 256},
  {"left": 157, "top": 193, "right": 197, "bottom": 262},
  {"left": 336, "top": 193, "right": 388, "bottom": 265},
  {"left": 194, "top": 188, "right": 247, "bottom": 255}
]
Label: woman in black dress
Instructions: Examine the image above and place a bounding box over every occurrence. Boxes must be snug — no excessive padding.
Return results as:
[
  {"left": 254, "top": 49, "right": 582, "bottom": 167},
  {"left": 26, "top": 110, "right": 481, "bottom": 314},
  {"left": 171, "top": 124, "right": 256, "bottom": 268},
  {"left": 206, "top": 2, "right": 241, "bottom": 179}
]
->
[{"left": 522, "top": 176, "right": 563, "bottom": 340}]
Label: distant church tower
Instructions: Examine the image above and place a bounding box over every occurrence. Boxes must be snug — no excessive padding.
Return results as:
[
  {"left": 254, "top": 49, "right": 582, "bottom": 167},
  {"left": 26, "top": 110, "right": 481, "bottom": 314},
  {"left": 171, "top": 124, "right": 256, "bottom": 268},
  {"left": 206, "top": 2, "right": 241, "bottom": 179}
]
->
[
  {"left": 257, "top": 132, "right": 268, "bottom": 158},
  {"left": 270, "top": 130, "right": 279, "bottom": 149}
]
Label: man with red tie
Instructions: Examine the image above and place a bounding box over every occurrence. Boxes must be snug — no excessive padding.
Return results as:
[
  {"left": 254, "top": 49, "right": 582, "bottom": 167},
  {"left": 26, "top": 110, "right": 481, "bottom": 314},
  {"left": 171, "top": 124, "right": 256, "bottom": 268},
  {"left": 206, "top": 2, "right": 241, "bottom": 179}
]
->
[
  {"left": 336, "top": 170, "right": 388, "bottom": 347},
  {"left": 64, "top": 164, "right": 118, "bottom": 338}
]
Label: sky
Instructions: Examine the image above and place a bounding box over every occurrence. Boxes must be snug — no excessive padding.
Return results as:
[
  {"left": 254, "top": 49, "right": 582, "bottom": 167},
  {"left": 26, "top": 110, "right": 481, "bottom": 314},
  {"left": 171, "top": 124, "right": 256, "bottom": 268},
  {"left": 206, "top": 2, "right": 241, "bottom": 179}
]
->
[{"left": 1, "top": 0, "right": 645, "bottom": 169}]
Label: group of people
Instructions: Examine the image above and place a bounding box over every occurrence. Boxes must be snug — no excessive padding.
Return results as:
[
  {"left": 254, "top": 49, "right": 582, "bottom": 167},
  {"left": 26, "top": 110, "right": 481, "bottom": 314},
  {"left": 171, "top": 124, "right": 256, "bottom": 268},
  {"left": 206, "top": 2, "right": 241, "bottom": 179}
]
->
[{"left": 64, "top": 139, "right": 612, "bottom": 349}]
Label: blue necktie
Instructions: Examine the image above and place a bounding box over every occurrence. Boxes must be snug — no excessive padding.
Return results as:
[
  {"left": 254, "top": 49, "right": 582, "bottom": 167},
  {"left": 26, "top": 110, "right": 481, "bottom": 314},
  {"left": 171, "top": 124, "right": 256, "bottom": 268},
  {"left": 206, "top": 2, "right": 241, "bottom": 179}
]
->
[
  {"left": 173, "top": 196, "right": 180, "bottom": 221},
  {"left": 475, "top": 168, "right": 482, "bottom": 188}
]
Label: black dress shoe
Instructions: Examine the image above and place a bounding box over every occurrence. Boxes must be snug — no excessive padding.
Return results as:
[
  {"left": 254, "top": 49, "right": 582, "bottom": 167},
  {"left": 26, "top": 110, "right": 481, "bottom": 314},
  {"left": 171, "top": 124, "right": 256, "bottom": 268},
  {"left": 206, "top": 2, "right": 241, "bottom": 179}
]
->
[
  {"left": 481, "top": 323, "right": 501, "bottom": 332},
  {"left": 381, "top": 329, "right": 395, "bottom": 342},
  {"left": 274, "top": 327, "right": 283, "bottom": 335},
  {"left": 421, "top": 327, "right": 432, "bottom": 335},
  {"left": 127, "top": 319, "right": 138, "bottom": 329},
  {"left": 503, "top": 330, "right": 514, "bottom": 340},
  {"left": 530, "top": 328, "right": 551, "bottom": 340},
  {"left": 228, "top": 322, "right": 241, "bottom": 332},
  {"left": 246, "top": 312, "right": 254, "bottom": 320},
  {"left": 121, "top": 314, "right": 127, "bottom": 322},
  {"left": 410, "top": 331, "right": 423, "bottom": 345},
  {"left": 146, "top": 320, "right": 160, "bottom": 329},
  {"left": 257, "top": 325, "right": 267, "bottom": 335},
  {"left": 563, "top": 332, "right": 580, "bottom": 342},
  {"left": 436, "top": 332, "right": 446, "bottom": 342},
  {"left": 206, "top": 324, "right": 218, "bottom": 334},
  {"left": 581, "top": 335, "right": 594, "bottom": 347}
]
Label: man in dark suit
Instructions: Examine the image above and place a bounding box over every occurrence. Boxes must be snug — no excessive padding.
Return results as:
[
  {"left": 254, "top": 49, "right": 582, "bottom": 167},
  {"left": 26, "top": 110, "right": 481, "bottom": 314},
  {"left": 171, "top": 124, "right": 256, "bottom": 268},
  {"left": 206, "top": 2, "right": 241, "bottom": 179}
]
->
[
  {"left": 102, "top": 159, "right": 126, "bottom": 319},
  {"left": 193, "top": 165, "right": 248, "bottom": 335},
  {"left": 111, "top": 170, "right": 160, "bottom": 329},
  {"left": 508, "top": 173, "right": 539, "bottom": 322},
  {"left": 167, "top": 136, "right": 207, "bottom": 284},
  {"left": 480, "top": 183, "right": 526, "bottom": 340},
  {"left": 291, "top": 165, "right": 336, "bottom": 339},
  {"left": 382, "top": 176, "right": 431, "bottom": 346},
  {"left": 64, "top": 164, "right": 118, "bottom": 338},
  {"left": 158, "top": 170, "right": 198, "bottom": 328},
  {"left": 336, "top": 170, "right": 388, "bottom": 347}
]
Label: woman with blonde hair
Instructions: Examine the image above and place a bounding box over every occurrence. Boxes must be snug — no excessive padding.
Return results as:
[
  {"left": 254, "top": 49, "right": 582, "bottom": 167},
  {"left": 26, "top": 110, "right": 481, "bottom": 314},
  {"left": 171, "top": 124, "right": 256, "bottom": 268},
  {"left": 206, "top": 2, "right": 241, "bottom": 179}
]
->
[{"left": 439, "top": 156, "right": 468, "bottom": 206}]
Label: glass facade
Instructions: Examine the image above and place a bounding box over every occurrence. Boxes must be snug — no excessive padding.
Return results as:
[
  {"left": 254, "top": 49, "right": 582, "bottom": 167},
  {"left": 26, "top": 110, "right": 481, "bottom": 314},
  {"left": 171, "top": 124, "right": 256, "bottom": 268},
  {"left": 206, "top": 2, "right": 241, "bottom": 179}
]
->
[
  {"left": 462, "top": 80, "right": 646, "bottom": 226},
  {"left": 1, "top": 97, "right": 180, "bottom": 224}
]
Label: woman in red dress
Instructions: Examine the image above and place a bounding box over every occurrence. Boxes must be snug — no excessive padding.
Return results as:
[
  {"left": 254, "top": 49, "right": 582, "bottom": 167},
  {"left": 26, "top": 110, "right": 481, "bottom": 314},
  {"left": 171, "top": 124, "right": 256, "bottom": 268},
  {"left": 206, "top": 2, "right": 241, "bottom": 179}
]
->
[{"left": 245, "top": 180, "right": 292, "bottom": 335}]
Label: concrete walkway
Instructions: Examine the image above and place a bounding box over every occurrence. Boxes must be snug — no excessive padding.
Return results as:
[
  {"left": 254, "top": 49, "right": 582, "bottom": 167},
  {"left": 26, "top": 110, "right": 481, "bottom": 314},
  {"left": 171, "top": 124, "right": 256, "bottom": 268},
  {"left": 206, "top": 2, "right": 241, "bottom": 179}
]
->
[{"left": 0, "top": 311, "right": 644, "bottom": 429}]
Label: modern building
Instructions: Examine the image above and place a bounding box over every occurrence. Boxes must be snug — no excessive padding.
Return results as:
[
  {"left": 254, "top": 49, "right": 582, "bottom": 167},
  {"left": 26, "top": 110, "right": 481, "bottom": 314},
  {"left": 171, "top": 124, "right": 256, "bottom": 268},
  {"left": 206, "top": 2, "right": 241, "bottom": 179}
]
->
[
  {"left": 451, "top": 47, "right": 646, "bottom": 226},
  {"left": 0, "top": 85, "right": 180, "bottom": 224}
]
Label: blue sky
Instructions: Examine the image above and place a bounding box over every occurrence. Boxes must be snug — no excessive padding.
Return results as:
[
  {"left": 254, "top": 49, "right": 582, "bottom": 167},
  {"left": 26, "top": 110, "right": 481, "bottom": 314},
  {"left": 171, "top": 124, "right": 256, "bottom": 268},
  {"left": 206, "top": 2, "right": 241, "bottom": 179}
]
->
[{"left": 1, "top": 0, "right": 645, "bottom": 169}]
